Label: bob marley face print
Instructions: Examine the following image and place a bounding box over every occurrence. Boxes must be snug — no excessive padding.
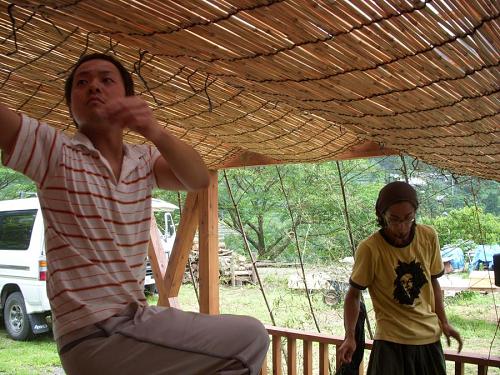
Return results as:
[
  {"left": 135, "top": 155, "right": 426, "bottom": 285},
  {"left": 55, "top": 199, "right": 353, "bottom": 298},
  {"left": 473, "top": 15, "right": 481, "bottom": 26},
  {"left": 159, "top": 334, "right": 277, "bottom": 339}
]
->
[{"left": 393, "top": 260, "right": 428, "bottom": 305}]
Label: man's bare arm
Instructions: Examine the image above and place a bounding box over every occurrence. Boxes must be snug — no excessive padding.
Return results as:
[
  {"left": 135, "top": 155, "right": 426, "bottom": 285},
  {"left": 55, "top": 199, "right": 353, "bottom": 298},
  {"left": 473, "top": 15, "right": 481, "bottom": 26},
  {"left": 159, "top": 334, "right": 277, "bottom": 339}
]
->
[
  {"left": 151, "top": 133, "right": 209, "bottom": 191},
  {"left": 106, "top": 97, "right": 209, "bottom": 191},
  {"left": 0, "top": 104, "right": 22, "bottom": 156},
  {"left": 432, "top": 278, "right": 463, "bottom": 352},
  {"left": 338, "top": 286, "right": 361, "bottom": 364}
]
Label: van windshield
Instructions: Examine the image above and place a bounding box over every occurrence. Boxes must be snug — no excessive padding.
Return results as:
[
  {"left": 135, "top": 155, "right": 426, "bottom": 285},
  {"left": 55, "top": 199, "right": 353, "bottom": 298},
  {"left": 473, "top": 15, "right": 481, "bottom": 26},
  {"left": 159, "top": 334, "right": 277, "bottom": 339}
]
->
[{"left": 0, "top": 210, "right": 37, "bottom": 250}]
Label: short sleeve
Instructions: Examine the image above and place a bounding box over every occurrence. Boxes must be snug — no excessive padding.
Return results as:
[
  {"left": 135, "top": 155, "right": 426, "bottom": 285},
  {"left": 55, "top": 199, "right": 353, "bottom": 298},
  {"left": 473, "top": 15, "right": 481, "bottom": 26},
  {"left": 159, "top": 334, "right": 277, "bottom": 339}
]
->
[
  {"left": 429, "top": 226, "right": 444, "bottom": 278},
  {"left": 2, "top": 114, "right": 62, "bottom": 188},
  {"left": 350, "top": 241, "right": 375, "bottom": 290},
  {"left": 149, "top": 146, "right": 162, "bottom": 188}
]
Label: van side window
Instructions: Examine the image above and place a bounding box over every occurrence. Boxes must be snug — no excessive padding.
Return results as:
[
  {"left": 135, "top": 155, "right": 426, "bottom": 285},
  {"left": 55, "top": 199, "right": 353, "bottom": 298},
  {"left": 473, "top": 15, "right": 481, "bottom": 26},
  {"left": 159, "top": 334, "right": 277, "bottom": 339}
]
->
[{"left": 0, "top": 210, "right": 37, "bottom": 250}]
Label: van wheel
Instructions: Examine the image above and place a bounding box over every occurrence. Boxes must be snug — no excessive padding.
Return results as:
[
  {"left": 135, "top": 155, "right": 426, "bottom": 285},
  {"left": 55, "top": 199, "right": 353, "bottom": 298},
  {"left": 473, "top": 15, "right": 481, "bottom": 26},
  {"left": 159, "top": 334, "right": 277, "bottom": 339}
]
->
[{"left": 4, "top": 292, "right": 34, "bottom": 341}]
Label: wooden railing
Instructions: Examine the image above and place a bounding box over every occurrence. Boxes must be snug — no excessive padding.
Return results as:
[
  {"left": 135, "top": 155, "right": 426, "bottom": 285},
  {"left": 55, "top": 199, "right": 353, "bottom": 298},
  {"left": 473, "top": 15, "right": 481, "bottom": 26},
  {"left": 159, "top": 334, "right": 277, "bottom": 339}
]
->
[{"left": 262, "top": 325, "right": 500, "bottom": 375}]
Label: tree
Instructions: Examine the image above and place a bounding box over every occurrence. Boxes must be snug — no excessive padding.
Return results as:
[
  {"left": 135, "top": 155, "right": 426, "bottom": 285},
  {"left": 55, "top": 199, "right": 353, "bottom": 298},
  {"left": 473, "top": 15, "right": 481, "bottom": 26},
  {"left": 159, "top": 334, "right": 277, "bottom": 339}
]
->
[
  {"left": 0, "top": 166, "right": 36, "bottom": 200},
  {"left": 220, "top": 167, "right": 295, "bottom": 260},
  {"left": 422, "top": 207, "right": 500, "bottom": 246}
]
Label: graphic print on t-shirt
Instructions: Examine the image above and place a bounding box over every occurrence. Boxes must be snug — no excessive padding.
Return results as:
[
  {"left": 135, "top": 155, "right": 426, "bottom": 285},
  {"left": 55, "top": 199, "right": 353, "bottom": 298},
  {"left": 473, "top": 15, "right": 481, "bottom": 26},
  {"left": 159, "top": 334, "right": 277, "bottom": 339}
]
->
[{"left": 393, "top": 260, "right": 428, "bottom": 306}]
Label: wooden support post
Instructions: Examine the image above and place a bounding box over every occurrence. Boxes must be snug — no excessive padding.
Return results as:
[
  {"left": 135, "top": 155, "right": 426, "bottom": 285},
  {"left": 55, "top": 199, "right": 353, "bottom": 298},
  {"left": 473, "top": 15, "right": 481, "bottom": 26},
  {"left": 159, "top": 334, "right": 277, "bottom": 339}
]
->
[
  {"left": 161, "top": 192, "right": 199, "bottom": 306},
  {"left": 335, "top": 345, "right": 340, "bottom": 371},
  {"left": 319, "top": 343, "right": 329, "bottom": 375},
  {"left": 272, "top": 335, "right": 282, "bottom": 375},
  {"left": 287, "top": 337, "right": 296, "bottom": 375},
  {"left": 454, "top": 361, "right": 464, "bottom": 375},
  {"left": 303, "top": 340, "right": 312, "bottom": 375},
  {"left": 198, "top": 170, "right": 219, "bottom": 314}
]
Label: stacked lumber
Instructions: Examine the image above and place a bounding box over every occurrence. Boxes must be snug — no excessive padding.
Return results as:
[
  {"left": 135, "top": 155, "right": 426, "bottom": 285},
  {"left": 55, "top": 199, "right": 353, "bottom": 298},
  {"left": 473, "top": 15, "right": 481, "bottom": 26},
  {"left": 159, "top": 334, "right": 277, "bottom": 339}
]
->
[{"left": 186, "top": 239, "right": 255, "bottom": 286}]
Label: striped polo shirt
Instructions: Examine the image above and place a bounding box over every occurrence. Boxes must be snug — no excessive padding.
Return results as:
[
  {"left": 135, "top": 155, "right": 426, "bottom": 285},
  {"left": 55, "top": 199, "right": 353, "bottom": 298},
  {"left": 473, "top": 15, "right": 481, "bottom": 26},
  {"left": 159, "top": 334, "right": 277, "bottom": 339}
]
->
[{"left": 3, "top": 114, "right": 160, "bottom": 343}]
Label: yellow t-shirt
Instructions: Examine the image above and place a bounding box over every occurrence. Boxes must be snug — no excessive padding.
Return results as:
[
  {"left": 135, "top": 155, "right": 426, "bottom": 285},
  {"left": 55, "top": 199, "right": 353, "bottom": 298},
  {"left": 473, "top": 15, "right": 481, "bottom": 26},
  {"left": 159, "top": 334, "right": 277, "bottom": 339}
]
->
[{"left": 350, "top": 224, "right": 444, "bottom": 345}]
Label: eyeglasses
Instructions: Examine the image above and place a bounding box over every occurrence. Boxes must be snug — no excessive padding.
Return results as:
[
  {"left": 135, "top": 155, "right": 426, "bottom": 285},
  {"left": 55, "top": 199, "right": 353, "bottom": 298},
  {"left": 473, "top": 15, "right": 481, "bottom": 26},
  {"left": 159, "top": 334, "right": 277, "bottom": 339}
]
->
[{"left": 385, "top": 216, "right": 415, "bottom": 227}]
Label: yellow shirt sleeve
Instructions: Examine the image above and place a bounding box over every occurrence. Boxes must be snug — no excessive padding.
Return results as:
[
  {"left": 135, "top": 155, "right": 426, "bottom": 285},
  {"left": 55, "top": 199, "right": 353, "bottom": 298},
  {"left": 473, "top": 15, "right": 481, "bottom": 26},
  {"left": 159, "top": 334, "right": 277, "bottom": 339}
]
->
[{"left": 350, "top": 239, "right": 376, "bottom": 289}]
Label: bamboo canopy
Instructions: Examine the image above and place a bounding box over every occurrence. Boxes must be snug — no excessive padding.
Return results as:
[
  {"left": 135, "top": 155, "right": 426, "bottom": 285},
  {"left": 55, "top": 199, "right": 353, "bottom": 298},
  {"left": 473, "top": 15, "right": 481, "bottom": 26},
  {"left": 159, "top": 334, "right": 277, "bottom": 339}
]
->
[{"left": 0, "top": 0, "right": 498, "bottom": 180}]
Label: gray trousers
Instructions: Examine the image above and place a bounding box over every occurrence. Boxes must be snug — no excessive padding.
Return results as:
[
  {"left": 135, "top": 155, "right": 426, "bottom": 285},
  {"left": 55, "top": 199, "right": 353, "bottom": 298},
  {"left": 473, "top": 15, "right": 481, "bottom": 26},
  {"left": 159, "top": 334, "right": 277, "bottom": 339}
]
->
[{"left": 60, "top": 304, "right": 270, "bottom": 375}]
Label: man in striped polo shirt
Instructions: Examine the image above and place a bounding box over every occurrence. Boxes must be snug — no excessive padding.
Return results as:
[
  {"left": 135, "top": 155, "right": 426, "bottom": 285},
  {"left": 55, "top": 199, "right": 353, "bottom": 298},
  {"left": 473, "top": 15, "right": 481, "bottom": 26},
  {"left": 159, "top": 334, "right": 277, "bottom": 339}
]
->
[{"left": 0, "top": 53, "right": 269, "bottom": 375}]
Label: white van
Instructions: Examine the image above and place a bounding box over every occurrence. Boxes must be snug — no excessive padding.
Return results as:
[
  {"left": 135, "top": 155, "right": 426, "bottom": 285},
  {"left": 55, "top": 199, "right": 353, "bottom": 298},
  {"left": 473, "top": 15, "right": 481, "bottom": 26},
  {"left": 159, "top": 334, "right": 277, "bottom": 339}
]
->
[
  {"left": 145, "top": 198, "right": 178, "bottom": 294},
  {"left": 0, "top": 197, "right": 177, "bottom": 340}
]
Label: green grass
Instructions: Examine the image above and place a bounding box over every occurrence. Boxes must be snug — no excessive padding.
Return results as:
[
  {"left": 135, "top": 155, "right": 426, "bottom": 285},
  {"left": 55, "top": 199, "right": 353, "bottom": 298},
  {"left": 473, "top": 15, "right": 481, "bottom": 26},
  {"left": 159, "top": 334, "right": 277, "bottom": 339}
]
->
[
  {"left": 444, "top": 290, "right": 500, "bottom": 358},
  {"left": 0, "top": 277, "right": 499, "bottom": 374},
  {"left": 0, "top": 329, "right": 60, "bottom": 375}
]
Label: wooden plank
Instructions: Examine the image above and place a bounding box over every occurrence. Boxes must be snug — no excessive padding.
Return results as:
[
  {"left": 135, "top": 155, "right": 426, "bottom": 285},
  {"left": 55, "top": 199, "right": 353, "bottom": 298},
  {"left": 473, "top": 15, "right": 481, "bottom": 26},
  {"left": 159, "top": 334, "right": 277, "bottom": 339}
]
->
[
  {"left": 469, "top": 271, "right": 497, "bottom": 289},
  {"left": 218, "top": 150, "right": 283, "bottom": 169},
  {"left": 272, "top": 335, "right": 282, "bottom": 375},
  {"left": 265, "top": 325, "right": 347, "bottom": 346},
  {"left": 477, "top": 365, "right": 487, "bottom": 375},
  {"left": 455, "top": 361, "right": 464, "bottom": 375},
  {"left": 303, "top": 340, "right": 312, "bottom": 375},
  {"left": 333, "top": 141, "right": 398, "bottom": 161},
  {"left": 444, "top": 350, "right": 500, "bottom": 367},
  {"left": 148, "top": 215, "right": 169, "bottom": 306},
  {"left": 287, "top": 337, "right": 296, "bottom": 375},
  {"left": 319, "top": 342, "right": 329, "bottom": 375},
  {"left": 162, "top": 192, "right": 199, "bottom": 306},
  {"left": 198, "top": 170, "right": 220, "bottom": 314},
  {"left": 218, "top": 142, "right": 398, "bottom": 169},
  {"left": 265, "top": 324, "right": 500, "bottom": 371}
]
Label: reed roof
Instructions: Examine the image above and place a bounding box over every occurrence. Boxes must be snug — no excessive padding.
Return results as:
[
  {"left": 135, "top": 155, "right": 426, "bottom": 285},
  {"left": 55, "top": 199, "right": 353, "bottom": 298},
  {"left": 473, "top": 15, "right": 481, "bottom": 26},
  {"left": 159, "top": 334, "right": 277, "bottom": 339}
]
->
[{"left": 0, "top": 0, "right": 498, "bottom": 180}]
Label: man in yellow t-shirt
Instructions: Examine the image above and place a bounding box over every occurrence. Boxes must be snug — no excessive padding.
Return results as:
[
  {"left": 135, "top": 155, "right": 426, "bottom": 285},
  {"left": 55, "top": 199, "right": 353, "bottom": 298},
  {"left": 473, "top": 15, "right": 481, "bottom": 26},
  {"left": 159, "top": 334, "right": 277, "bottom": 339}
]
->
[{"left": 338, "top": 181, "right": 462, "bottom": 375}]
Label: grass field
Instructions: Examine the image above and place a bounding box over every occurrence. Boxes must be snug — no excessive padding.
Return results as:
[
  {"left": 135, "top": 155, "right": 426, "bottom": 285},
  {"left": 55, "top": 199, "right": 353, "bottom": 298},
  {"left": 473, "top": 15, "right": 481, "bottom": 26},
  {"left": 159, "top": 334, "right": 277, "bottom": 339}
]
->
[{"left": 0, "top": 271, "right": 499, "bottom": 374}]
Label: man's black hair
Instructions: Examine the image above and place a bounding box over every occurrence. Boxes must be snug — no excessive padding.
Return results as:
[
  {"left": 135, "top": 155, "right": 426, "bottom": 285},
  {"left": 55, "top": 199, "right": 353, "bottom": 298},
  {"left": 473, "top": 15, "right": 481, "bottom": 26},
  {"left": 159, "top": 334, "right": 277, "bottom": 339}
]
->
[{"left": 64, "top": 53, "right": 134, "bottom": 106}]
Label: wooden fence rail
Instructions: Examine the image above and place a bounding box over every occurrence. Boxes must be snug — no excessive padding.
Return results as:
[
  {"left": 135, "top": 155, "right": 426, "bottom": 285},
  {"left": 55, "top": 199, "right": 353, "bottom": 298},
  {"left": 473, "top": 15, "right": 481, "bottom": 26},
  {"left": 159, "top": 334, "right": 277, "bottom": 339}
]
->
[{"left": 262, "top": 325, "right": 500, "bottom": 375}]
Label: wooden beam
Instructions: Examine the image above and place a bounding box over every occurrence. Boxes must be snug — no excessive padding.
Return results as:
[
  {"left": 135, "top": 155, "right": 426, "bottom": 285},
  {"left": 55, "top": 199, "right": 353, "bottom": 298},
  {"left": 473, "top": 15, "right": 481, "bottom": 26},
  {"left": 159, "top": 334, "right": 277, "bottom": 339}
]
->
[
  {"left": 161, "top": 192, "right": 199, "bottom": 306},
  {"left": 333, "top": 141, "right": 398, "bottom": 160},
  {"left": 198, "top": 170, "right": 220, "bottom": 314},
  {"left": 216, "top": 142, "right": 397, "bottom": 169},
  {"left": 217, "top": 150, "right": 283, "bottom": 169},
  {"left": 148, "top": 215, "right": 169, "bottom": 306}
]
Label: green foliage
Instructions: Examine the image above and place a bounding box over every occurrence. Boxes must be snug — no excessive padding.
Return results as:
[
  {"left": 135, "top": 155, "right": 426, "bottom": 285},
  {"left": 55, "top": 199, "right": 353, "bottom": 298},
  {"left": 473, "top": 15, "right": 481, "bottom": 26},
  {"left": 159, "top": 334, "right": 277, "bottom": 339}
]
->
[
  {"left": 448, "top": 290, "right": 479, "bottom": 303},
  {"left": 0, "top": 154, "right": 498, "bottom": 266},
  {"left": 422, "top": 207, "right": 500, "bottom": 246},
  {"left": 219, "top": 166, "right": 293, "bottom": 260},
  {"left": 218, "top": 160, "right": 388, "bottom": 262},
  {"left": 0, "top": 167, "right": 35, "bottom": 200}
]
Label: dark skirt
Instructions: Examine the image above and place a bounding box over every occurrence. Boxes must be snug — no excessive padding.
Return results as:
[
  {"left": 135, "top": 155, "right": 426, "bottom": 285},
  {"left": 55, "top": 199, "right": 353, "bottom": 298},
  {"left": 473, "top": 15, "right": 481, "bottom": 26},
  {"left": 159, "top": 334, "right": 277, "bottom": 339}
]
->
[{"left": 367, "top": 340, "right": 446, "bottom": 375}]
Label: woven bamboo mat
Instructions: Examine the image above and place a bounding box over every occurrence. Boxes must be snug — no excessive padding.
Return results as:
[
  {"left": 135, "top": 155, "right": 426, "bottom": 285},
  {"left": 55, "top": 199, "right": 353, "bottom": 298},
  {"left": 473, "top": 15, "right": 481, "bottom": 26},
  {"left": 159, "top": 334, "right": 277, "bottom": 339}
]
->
[{"left": 0, "top": 0, "right": 498, "bottom": 180}]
